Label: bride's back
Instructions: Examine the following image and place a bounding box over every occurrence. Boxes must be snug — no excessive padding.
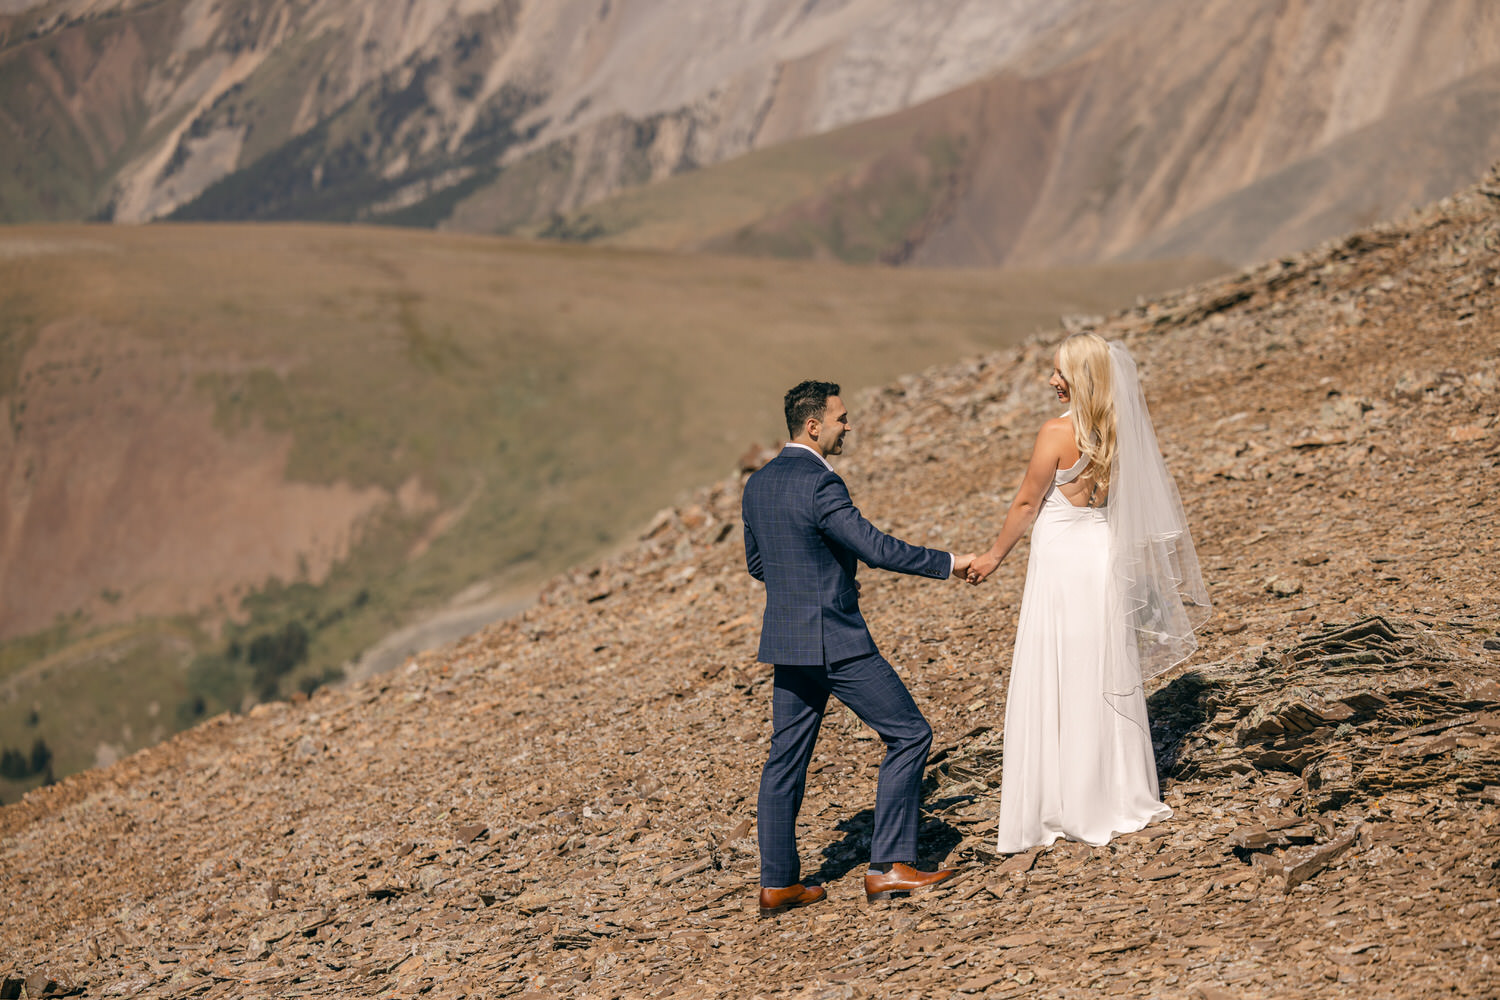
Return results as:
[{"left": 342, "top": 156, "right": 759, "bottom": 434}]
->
[{"left": 1055, "top": 458, "right": 1109, "bottom": 508}]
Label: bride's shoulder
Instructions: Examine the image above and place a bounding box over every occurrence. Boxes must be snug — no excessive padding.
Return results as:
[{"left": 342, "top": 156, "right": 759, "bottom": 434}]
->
[
  {"left": 1037, "top": 415, "right": 1072, "bottom": 439},
  {"left": 1029, "top": 417, "right": 1073, "bottom": 459}
]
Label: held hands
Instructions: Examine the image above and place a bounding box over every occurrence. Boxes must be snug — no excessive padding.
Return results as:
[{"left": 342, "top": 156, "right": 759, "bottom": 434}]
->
[
  {"left": 965, "top": 552, "right": 1001, "bottom": 585},
  {"left": 951, "top": 552, "right": 977, "bottom": 580}
]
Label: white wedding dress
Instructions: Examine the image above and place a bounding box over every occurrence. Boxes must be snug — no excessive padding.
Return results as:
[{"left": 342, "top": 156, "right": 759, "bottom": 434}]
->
[{"left": 995, "top": 454, "right": 1172, "bottom": 853}]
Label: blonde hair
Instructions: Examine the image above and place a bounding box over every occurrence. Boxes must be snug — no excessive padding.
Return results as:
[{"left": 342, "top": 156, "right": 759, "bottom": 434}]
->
[{"left": 1057, "top": 333, "right": 1115, "bottom": 494}]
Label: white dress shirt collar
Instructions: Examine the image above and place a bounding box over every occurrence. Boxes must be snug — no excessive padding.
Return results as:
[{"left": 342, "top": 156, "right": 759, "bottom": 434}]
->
[{"left": 783, "top": 442, "right": 834, "bottom": 471}]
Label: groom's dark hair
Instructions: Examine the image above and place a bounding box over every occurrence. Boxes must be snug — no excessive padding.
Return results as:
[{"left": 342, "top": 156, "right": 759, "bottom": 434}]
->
[{"left": 784, "top": 380, "right": 841, "bottom": 438}]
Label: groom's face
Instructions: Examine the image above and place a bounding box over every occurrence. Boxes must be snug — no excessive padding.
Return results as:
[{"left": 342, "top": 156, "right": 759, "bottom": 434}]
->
[{"left": 813, "top": 395, "right": 851, "bottom": 457}]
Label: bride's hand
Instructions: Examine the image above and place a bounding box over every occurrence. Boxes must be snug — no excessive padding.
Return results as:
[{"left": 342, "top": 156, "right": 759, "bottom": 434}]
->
[{"left": 966, "top": 553, "right": 1001, "bottom": 585}]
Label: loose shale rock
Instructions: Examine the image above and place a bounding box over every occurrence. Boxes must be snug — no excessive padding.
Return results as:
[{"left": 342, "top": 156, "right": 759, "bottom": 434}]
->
[{"left": 2, "top": 166, "right": 1498, "bottom": 999}]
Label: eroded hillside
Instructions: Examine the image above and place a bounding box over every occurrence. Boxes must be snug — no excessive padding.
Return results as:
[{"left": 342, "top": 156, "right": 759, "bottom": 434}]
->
[
  {"left": 542, "top": 0, "right": 1500, "bottom": 270},
  {"left": 1, "top": 165, "right": 1495, "bottom": 998},
  {"left": 5, "top": 0, "right": 1500, "bottom": 278},
  {"left": 0, "top": 0, "right": 1079, "bottom": 225}
]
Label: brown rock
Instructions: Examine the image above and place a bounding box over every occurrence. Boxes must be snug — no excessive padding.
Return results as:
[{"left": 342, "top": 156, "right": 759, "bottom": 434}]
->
[
  {"left": 513, "top": 891, "right": 550, "bottom": 914},
  {"left": 1229, "top": 823, "right": 1317, "bottom": 850},
  {"left": 996, "top": 850, "right": 1040, "bottom": 876},
  {"left": 1266, "top": 577, "right": 1304, "bottom": 597},
  {"left": 24, "top": 978, "right": 58, "bottom": 999},
  {"left": 1282, "top": 822, "right": 1363, "bottom": 890},
  {"left": 455, "top": 823, "right": 488, "bottom": 844}
]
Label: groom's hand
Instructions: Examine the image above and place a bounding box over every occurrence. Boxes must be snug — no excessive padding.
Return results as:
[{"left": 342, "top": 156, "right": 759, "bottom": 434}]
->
[
  {"left": 951, "top": 552, "right": 977, "bottom": 579},
  {"left": 966, "top": 552, "right": 1000, "bottom": 585}
]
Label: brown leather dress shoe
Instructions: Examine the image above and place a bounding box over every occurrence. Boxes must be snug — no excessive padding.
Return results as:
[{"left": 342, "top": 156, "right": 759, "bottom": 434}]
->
[
  {"left": 864, "top": 862, "right": 958, "bottom": 902},
  {"left": 758, "top": 882, "right": 827, "bottom": 918}
]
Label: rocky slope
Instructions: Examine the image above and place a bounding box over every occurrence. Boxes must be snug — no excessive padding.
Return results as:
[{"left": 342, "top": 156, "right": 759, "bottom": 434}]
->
[{"left": 1, "top": 163, "right": 1495, "bottom": 998}]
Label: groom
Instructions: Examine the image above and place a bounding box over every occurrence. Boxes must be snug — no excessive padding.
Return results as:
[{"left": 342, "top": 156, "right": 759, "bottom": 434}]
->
[{"left": 742, "top": 380, "right": 973, "bottom": 916}]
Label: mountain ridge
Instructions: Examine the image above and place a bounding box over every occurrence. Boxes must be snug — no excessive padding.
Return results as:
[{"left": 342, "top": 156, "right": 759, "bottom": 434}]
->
[
  {"left": 6, "top": 1, "right": 1500, "bottom": 273},
  {"left": 534, "top": 0, "right": 1500, "bottom": 269}
]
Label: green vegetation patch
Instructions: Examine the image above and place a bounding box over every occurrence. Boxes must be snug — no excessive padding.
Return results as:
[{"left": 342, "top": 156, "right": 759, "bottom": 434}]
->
[
  {"left": 0, "top": 620, "right": 203, "bottom": 804},
  {"left": 710, "top": 135, "right": 971, "bottom": 263}
]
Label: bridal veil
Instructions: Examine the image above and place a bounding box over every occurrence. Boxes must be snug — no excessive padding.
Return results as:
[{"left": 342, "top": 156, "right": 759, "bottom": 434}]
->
[{"left": 1104, "top": 341, "right": 1212, "bottom": 696}]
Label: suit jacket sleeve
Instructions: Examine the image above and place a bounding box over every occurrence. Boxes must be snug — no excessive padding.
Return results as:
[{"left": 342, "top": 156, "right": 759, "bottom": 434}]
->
[
  {"left": 743, "top": 520, "right": 765, "bottom": 581},
  {"left": 814, "top": 473, "right": 951, "bottom": 578}
]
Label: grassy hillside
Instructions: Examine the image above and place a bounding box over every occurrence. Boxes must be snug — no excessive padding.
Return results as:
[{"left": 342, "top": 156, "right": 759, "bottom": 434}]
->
[
  {"left": 486, "top": 84, "right": 991, "bottom": 262},
  {"left": 0, "top": 222, "right": 1222, "bottom": 798}
]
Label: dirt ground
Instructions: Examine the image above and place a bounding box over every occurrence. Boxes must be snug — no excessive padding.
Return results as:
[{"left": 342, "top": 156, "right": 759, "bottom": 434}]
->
[{"left": 0, "top": 169, "right": 1496, "bottom": 999}]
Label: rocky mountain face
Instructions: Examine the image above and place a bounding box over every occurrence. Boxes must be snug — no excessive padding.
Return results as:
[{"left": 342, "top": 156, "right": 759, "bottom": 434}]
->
[
  {"left": 913, "top": 0, "right": 1500, "bottom": 267},
  {"left": 2, "top": 162, "right": 1495, "bottom": 997},
  {"left": 0, "top": 0, "right": 1076, "bottom": 225},
  {"left": 5, "top": 0, "right": 1500, "bottom": 269},
  {"left": 541, "top": 0, "right": 1500, "bottom": 269}
]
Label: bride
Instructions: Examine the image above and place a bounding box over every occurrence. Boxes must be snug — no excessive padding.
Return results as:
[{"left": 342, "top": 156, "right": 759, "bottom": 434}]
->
[{"left": 965, "top": 333, "right": 1210, "bottom": 852}]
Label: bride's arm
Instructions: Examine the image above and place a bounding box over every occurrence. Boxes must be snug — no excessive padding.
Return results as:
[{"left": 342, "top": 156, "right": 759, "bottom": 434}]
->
[{"left": 968, "top": 421, "right": 1071, "bottom": 583}]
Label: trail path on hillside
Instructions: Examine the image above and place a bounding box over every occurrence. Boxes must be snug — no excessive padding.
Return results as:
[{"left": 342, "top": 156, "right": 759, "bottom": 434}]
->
[
  {"left": 344, "top": 590, "right": 535, "bottom": 685},
  {"left": 1, "top": 170, "right": 1497, "bottom": 999}
]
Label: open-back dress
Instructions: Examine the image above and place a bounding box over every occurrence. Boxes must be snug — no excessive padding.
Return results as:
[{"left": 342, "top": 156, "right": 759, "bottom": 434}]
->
[{"left": 995, "top": 454, "right": 1172, "bottom": 853}]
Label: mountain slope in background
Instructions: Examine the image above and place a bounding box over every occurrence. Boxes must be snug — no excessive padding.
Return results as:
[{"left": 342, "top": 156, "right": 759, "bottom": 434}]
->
[
  {"left": 537, "top": 0, "right": 1500, "bottom": 268},
  {"left": 0, "top": 0, "right": 1081, "bottom": 225},
  {"left": 4, "top": 0, "right": 1500, "bottom": 270}
]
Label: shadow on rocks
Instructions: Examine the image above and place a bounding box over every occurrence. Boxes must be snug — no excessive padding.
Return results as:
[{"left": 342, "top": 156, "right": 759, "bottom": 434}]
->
[
  {"left": 1148, "top": 670, "right": 1219, "bottom": 779},
  {"left": 808, "top": 803, "right": 964, "bottom": 885}
]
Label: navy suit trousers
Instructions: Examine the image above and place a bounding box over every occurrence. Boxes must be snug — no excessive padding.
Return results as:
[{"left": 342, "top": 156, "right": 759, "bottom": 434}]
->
[{"left": 757, "top": 651, "right": 933, "bottom": 887}]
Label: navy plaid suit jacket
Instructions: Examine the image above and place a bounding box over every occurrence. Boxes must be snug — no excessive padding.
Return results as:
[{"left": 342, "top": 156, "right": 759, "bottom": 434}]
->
[{"left": 742, "top": 447, "right": 951, "bottom": 666}]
